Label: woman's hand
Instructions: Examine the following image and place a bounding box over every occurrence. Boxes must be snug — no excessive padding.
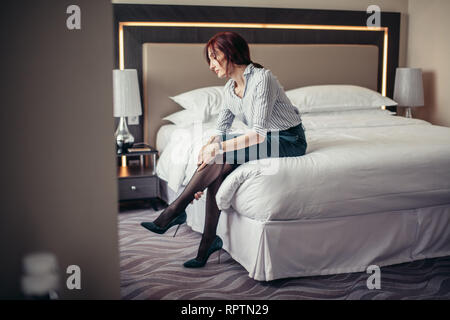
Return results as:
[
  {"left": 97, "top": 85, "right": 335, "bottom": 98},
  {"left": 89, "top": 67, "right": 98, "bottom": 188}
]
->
[
  {"left": 190, "top": 191, "right": 204, "bottom": 204},
  {"left": 197, "top": 142, "right": 221, "bottom": 172},
  {"left": 197, "top": 143, "right": 210, "bottom": 166},
  {"left": 197, "top": 136, "right": 220, "bottom": 165}
]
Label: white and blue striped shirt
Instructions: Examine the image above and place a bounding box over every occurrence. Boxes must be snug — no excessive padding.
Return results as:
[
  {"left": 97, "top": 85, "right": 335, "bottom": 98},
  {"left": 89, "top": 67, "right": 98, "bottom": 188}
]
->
[{"left": 215, "top": 63, "right": 302, "bottom": 138}]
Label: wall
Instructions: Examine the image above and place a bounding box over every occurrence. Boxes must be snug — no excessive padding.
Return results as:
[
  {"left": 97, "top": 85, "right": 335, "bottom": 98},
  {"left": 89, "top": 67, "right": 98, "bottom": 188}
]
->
[
  {"left": 0, "top": 0, "right": 120, "bottom": 299},
  {"left": 406, "top": 0, "right": 450, "bottom": 127},
  {"left": 111, "top": 0, "right": 409, "bottom": 68}
]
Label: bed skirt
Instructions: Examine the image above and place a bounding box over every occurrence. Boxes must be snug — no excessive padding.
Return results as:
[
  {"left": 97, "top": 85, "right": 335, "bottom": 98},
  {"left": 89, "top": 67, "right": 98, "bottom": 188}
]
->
[{"left": 162, "top": 180, "right": 450, "bottom": 281}]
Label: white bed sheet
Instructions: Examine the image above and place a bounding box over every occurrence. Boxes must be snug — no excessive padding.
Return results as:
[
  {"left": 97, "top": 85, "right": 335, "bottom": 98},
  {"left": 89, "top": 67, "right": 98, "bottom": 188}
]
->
[
  {"left": 156, "top": 124, "right": 177, "bottom": 152},
  {"left": 157, "top": 113, "right": 450, "bottom": 221}
]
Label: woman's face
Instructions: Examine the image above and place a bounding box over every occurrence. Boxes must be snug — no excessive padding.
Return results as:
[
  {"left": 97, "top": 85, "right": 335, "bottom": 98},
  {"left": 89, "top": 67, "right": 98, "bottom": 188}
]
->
[{"left": 208, "top": 47, "right": 228, "bottom": 79}]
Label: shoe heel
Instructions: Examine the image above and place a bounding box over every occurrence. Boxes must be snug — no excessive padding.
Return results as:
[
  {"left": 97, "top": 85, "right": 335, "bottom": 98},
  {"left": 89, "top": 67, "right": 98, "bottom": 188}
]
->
[
  {"left": 173, "top": 224, "right": 181, "bottom": 237},
  {"left": 183, "top": 236, "right": 223, "bottom": 268}
]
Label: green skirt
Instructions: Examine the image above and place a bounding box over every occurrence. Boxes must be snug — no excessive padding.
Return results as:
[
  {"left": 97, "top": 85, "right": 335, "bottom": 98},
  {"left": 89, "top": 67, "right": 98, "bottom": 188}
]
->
[{"left": 220, "top": 123, "right": 307, "bottom": 168}]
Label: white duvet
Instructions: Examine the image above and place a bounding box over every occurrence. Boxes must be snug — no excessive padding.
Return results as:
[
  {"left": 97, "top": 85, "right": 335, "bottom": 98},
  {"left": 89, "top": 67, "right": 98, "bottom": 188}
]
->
[{"left": 157, "top": 113, "right": 450, "bottom": 221}]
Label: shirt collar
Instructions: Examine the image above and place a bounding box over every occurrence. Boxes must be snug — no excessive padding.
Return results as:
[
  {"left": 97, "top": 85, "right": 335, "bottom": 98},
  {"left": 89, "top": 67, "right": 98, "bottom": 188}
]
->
[
  {"left": 243, "top": 63, "right": 254, "bottom": 76},
  {"left": 229, "top": 63, "right": 253, "bottom": 99}
]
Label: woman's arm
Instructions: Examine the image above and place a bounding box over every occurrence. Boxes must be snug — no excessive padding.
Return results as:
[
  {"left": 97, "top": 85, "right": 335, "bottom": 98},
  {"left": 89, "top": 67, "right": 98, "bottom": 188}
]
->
[
  {"left": 215, "top": 107, "right": 235, "bottom": 136},
  {"left": 219, "top": 73, "right": 276, "bottom": 152},
  {"left": 197, "top": 131, "right": 264, "bottom": 171},
  {"left": 220, "top": 131, "right": 265, "bottom": 153},
  {"left": 206, "top": 129, "right": 265, "bottom": 157},
  {"left": 198, "top": 73, "right": 275, "bottom": 169},
  {"left": 208, "top": 135, "right": 221, "bottom": 144},
  {"left": 197, "top": 135, "right": 221, "bottom": 166}
]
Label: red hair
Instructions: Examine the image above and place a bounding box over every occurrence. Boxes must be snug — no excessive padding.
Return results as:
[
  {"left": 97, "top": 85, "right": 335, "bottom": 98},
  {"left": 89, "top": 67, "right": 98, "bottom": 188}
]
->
[{"left": 205, "top": 31, "right": 263, "bottom": 75}]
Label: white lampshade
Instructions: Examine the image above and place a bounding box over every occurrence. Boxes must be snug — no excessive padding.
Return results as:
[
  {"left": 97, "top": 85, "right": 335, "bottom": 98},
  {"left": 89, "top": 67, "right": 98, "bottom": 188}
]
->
[
  {"left": 393, "top": 68, "right": 424, "bottom": 107},
  {"left": 113, "top": 69, "right": 142, "bottom": 117}
]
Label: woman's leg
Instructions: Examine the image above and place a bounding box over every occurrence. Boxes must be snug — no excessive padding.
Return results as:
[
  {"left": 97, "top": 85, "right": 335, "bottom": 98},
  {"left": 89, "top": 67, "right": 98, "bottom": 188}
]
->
[
  {"left": 194, "top": 162, "right": 235, "bottom": 260},
  {"left": 153, "top": 161, "right": 234, "bottom": 227}
]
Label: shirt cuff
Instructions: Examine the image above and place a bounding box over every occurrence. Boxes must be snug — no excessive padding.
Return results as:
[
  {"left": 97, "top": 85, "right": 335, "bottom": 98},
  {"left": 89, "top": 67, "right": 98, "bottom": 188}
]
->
[
  {"left": 253, "top": 124, "right": 267, "bottom": 139},
  {"left": 213, "top": 128, "right": 226, "bottom": 136}
]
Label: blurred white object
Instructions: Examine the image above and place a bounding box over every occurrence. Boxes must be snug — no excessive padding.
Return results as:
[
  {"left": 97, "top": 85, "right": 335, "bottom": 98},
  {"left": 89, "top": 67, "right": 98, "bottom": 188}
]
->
[{"left": 21, "top": 252, "right": 60, "bottom": 299}]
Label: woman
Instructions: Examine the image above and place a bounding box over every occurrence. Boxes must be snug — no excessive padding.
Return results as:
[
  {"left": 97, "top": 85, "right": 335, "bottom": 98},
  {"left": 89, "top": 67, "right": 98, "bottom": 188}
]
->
[{"left": 141, "top": 31, "right": 307, "bottom": 268}]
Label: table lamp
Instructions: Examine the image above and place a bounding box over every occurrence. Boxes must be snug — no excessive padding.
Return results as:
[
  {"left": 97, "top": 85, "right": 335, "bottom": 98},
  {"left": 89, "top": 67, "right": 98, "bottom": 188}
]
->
[
  {"left": 113, "top": 69, "right": 142, "bottom": 154},
  {"left": 393, "top": 68, "right": 424, "bottom": 118}
]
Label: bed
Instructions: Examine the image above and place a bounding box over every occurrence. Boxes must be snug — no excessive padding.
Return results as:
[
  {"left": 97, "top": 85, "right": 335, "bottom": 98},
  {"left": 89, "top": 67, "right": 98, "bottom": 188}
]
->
[
  {"left": 157, "top": 109, "right": 450, "bottom": 280},
  {"left": 114, "top": 4, "right": 450, "bottom": 281},
  {"left": 144, "top": 44, "right": 450, "bottom": 281}
]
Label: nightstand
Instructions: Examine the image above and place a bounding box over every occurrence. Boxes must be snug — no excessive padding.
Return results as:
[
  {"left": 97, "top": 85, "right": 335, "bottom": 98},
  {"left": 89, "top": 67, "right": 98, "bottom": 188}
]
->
[{"left": 117, "top": 149, "right": 163, "bottom": 210}]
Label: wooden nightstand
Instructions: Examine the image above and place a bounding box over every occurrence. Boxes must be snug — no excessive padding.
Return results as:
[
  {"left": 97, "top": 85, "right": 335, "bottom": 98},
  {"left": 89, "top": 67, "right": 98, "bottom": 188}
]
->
[{"left": 117, "top": 149, "right": 163, "bottom": 210}]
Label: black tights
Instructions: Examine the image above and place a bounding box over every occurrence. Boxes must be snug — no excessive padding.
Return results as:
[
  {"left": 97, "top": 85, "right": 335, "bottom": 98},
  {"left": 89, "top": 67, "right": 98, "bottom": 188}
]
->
[{"left": 153, "top": 160, "right": 236, "bottom": 259}]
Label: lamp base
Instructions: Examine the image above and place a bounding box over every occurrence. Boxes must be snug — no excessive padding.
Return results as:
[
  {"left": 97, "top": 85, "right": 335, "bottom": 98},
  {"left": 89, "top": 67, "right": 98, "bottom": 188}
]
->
[
  {"left": 116, "top": 141, "right": 134, "bottom": 155},
  {"left": 405, "top": 107, "right": 413, "bottom": 118},
  {"left": 115, "top": 117, "right": 135, "bottom": 154}
]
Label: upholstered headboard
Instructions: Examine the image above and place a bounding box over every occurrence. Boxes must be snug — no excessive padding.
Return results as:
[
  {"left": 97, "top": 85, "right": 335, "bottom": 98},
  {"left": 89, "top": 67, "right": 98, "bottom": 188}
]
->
[{"left": 142, "top": 43, "right": 379, "bottom": 147}]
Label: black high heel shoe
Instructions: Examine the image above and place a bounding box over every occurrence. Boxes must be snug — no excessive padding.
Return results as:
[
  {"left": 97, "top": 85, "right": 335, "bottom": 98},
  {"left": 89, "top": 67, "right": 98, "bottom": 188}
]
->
[
  {"left": 183, "top": 236, "right": 223, "bottom": 268},
  {"left": 141, "top": 211, "right": 187, "bottom": 237}
]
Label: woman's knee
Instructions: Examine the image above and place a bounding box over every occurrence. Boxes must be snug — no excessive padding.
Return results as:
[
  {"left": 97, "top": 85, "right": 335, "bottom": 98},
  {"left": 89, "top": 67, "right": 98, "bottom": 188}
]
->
[{"left": 221, "top": 163, "right": 235, "bottom": 177}]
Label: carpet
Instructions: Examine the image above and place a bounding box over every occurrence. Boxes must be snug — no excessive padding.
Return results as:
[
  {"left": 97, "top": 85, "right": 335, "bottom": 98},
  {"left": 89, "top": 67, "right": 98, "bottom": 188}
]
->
[{"left": 119, "top": 206, "right": 450, "bottom": 300}]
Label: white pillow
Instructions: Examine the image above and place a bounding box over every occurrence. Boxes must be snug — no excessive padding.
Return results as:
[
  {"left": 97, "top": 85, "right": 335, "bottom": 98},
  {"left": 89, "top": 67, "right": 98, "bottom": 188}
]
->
[
  {"left": 286, "top": 85, "right": 397, "bottom": 113},
  {"left": 170, "top": 86, "right": 224, "bottom": 116},
  {"left": 163, "top": 109, "right": 210, "bottom": 126}
]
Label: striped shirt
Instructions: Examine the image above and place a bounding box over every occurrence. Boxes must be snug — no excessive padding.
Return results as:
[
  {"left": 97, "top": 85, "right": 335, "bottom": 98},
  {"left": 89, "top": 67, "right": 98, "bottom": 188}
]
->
[{"left": 215, "top": 63, "right": 302, "bottom": 138}]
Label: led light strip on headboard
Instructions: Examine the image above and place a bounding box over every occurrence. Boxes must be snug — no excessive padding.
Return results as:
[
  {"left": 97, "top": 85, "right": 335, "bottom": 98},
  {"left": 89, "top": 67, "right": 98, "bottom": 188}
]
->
[{"left": 118, "top": 22, "right": 389, "bottom": 97}]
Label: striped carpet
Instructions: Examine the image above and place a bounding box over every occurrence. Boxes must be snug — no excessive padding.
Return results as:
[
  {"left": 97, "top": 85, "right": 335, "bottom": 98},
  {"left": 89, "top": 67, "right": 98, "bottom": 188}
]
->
[{"left": 119, "top": 205, "right": 450, "bottom": 300}]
